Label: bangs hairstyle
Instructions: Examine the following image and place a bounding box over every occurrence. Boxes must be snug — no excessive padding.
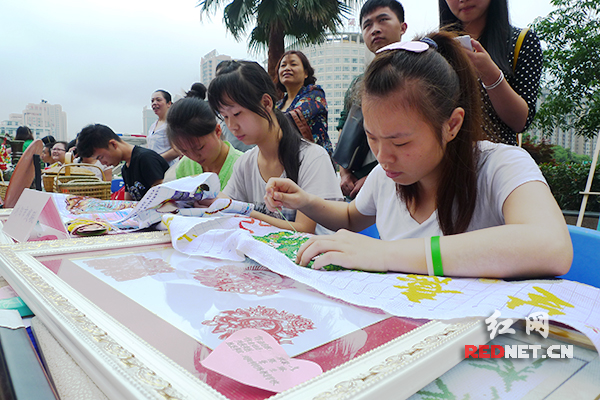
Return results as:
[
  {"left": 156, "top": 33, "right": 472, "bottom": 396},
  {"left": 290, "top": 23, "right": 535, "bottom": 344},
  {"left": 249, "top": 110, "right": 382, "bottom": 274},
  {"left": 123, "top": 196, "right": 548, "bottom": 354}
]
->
[
  {"left": 275, "top": 50, "right": 317, "bottom": 93},
  {"left": 207, "top": 61, "right": 305, "bottom": 183},
  {"left": 362, "top": 31, "right": 484, "bottom": 235},
  {"left": 166, "top": 97, "right": 218, "bottom": 150}
]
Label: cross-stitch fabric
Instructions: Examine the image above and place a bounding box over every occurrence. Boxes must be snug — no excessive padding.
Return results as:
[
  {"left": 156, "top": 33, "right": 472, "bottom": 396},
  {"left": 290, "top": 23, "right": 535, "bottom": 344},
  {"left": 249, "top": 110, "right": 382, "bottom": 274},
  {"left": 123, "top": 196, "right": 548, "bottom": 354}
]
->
[{"left": 164, "top": 215, "right": 600, "bottom": 353}]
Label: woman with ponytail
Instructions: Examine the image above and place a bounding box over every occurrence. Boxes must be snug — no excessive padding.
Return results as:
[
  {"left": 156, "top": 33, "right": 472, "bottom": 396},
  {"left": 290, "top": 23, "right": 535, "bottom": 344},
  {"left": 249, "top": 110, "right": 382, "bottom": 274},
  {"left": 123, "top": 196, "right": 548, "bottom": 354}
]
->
[
  {"left": 208, "top": 61, "right": 342, "bottom": 233},
  {"left": 264, "top": 31, "right": 571, "bottom": 278}
]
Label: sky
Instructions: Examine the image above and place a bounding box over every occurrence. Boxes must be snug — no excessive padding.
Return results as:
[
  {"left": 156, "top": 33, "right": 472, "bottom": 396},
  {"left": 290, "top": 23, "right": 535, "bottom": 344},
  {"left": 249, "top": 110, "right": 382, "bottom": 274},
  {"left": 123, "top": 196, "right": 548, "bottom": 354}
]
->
[{"left": 0, "top": 0, "right": 556, "bottom": 140}]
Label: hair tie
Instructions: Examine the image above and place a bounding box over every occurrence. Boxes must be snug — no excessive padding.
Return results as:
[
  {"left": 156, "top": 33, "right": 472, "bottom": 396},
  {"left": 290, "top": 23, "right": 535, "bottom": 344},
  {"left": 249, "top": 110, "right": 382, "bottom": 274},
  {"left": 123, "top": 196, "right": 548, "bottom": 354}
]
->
[{"left": 420, "top": 37, "right": 438, "bottom": 50}]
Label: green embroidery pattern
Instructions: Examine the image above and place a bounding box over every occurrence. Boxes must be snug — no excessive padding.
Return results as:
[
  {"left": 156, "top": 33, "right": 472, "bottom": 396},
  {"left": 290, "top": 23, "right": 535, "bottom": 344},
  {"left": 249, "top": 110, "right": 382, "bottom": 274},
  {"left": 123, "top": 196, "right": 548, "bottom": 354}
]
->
[
  {"left": 468, "top": 357, "right": 547, "bottom": 392},
  {"left": 252, "top": 231, "right": 345, "bottom": 271}
]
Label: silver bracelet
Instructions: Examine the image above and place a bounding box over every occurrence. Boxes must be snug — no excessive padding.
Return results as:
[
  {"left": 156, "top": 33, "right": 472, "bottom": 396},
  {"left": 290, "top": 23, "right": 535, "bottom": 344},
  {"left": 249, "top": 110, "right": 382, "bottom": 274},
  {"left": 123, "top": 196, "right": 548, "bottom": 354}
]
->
[{"left": 482, "top": 70, "right": 504, "bottom": 90}]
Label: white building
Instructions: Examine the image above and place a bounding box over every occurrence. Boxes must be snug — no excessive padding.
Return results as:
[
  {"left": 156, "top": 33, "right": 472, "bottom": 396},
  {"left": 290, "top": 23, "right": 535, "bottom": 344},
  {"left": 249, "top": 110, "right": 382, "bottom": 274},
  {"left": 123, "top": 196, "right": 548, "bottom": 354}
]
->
[
  {"left": 201, "top": 50, "right": 232, "bottom": 86},
  {"left": 142, "top": 106, "right": 157, "bottom": 137},
  {"left": 1, "top": 101, "right": 67, "bottom": 141},
  {"left": 286, "top": 31, "right": 367, "bottom": 145}
]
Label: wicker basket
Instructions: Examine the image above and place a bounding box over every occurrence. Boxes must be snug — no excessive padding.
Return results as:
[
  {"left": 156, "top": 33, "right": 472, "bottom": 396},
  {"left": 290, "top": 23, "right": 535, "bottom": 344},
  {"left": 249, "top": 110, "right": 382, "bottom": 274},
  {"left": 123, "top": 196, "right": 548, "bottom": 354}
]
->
[
  {"left": 54, "top": 164, "right": 111, "bottom": 200},
  {"left": 43, "top": 163, "right": 96, "bottom": 192},
  {"left": 0, "top": 171, "right": 7, "bottom": 201}
]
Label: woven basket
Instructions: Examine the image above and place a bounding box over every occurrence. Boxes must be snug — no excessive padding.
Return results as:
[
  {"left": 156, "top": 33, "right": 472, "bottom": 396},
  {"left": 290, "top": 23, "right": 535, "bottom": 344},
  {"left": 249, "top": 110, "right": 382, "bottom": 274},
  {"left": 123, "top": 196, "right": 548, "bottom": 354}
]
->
[
  {"left": 43, "top": 163, "right": 96, "bottom": 192},
  {"left": 54, "top": 164, "right": 111, "bottom": 200},
  {"left": 0, "top": 172, "right": 7, "bottom": 201}
]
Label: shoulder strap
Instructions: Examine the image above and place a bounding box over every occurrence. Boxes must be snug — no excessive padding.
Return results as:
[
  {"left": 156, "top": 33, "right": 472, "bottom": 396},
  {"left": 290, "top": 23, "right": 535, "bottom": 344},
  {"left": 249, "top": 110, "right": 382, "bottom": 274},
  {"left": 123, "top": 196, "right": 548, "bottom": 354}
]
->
[{"left": 513, "top": 27, "right": 530, "bottom": 72}]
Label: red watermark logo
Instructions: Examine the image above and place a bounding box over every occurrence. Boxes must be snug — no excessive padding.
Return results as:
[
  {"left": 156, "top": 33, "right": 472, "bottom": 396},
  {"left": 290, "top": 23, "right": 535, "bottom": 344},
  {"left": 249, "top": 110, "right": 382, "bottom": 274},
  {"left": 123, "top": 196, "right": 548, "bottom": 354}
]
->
[{"left": 465, "top": 310, "right": 573, "bottom": 359}]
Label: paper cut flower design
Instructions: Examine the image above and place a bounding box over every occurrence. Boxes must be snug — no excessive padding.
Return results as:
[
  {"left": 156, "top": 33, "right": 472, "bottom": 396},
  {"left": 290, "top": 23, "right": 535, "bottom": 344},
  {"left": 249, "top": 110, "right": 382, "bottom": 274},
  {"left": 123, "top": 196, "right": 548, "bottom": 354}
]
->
[
  {"left": 202, "top": 306, "right": 315, "bottom": 344},
  {"left": 83, "top": 255, "right": 174, "bottom": 281},
  {"left": 192, "top": 265, "right": 295, "bottom": 296}
]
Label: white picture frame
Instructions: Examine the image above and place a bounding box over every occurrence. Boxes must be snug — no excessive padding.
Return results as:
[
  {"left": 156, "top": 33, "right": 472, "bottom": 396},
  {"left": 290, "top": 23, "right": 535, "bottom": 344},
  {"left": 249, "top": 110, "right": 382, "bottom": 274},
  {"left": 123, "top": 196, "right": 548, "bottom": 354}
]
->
[{"left": 0, "top": 232, "right": 489, "bottom": 400}]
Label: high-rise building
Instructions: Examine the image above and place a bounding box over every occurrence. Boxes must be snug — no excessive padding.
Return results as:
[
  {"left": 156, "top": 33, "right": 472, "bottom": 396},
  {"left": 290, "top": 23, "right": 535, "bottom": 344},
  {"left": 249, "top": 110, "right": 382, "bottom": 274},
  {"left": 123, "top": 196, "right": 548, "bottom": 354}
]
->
[
  {"left": 0, "top": 101, "right": 67, "bottom": 141},
  {"left": 142, "top": 106, "right": 157, "bottom": 137},
  {"left": 201, "top": 50, "right": 232, "bottom": 85},
  {"left": 285, "top": 31, "right": 367, "bottom": 145}
]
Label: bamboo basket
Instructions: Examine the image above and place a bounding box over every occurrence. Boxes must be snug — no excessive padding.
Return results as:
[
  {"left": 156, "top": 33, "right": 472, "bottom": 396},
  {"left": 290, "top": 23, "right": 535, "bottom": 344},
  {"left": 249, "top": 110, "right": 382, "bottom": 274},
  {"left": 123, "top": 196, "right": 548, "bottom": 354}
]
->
[
  {"left": 54, "top": 164, "right": 111, "bottom": 200},
  {"left": 43, "top": 163, "right": 96, "bottom": 192}
]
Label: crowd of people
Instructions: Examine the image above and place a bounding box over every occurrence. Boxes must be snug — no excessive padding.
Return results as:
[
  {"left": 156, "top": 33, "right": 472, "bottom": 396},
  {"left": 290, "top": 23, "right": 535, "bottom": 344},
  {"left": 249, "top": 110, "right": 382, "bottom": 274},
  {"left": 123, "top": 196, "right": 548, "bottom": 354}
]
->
[{"left": 16, "top": 0, "right": 572, "bottom": 278}]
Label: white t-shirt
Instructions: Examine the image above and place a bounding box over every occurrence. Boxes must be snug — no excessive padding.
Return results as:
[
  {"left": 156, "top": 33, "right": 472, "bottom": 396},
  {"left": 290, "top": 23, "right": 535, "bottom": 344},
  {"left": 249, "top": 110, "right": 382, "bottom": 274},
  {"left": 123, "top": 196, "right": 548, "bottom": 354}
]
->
[
  {"left": 147, "top": 121, "right": 176, "bottom": 167},
  {"left": 355, "top": 141, "right": 547, "bottom": 240},
  {"left": 223, "top": 141, "right": 343, "bottom": 222}
]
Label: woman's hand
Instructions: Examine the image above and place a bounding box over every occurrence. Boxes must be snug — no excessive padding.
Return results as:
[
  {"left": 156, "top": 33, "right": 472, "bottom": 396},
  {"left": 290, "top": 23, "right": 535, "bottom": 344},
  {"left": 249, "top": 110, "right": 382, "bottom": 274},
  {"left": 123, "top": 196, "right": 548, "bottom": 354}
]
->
[
  {"left": 465, "top": 39, "right": 503, "bottom": 87},
  {"left": 264, "top": 177, "right": 312, "bottom": 212},
  {"left": 296, "top": 229, "right": 388, "bottom": 272}
]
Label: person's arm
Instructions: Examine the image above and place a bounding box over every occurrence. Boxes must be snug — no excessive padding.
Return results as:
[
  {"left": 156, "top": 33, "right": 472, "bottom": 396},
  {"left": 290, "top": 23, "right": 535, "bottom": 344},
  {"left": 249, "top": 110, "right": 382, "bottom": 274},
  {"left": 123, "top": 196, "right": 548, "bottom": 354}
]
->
[
  {"left": 294, "top": 181, "right": 572, "bottom": 278},
  {"left": 160, "top": 148, "right": 180, "bottom": 163},
  {"left": 265, "top": 177, "right": 375, "bottom": 232},
  {"left": 249, "top": 209, "right": 317, "bottom": 234},
  {"left": 292, "top": 86, "right": 327, "bottom": 122},
  {"left": 467, "top": 39, "right": 529, "bottom": 132}
]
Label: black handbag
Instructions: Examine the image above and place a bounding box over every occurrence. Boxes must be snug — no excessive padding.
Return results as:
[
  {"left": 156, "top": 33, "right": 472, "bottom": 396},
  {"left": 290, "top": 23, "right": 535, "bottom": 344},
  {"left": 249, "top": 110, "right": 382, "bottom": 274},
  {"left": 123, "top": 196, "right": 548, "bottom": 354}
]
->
[{"left": 332, "top": 105, "right": 370, "bottom": 171}]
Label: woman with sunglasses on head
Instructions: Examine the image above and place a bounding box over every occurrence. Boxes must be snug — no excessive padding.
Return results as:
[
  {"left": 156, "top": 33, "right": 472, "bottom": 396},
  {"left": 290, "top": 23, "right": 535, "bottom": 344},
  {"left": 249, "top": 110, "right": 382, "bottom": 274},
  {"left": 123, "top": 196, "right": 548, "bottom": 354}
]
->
[
  {"left": 275, "top": 50, "right": 333, "bottom": 156},
  {"left": 265, "top": 32, "right": 571, "bottom": 278},
  {"left": 439, "top": 0, "right": 542, "bottom": 145}
]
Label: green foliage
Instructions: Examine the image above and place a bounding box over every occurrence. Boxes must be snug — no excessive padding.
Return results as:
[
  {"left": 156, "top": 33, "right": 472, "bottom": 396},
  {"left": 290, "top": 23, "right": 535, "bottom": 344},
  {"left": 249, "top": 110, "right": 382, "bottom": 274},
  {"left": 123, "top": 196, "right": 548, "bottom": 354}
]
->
[
  {"left": 533, "top": 0, "right": 600, "bottom": 139},
  {"left": 521, "top": 134, "right": 556, "bottom": 164},
  {"left": 552, "top": 145, "right": 592, "bottom": 163},
  {"left": 540, "top": 162, "right": 600, "bottom": 211}
]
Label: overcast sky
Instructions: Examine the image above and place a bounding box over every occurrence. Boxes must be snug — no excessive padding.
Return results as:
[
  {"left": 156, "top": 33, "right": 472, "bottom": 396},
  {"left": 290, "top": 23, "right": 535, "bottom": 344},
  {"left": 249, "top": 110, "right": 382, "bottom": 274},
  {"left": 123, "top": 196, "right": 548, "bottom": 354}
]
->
[{"left": 1, "top": 0, "right": 555, "bottom": 139}]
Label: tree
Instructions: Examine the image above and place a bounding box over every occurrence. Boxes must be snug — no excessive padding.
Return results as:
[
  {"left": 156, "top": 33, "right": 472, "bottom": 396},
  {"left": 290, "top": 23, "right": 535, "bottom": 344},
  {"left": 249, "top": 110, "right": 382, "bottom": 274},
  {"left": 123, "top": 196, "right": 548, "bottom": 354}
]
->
[
  {"left": 198, "top": 0, "right": 352, "bottom": 80},
  {"left": 533, "top": 0, "right": 600, "bottom": 139}
]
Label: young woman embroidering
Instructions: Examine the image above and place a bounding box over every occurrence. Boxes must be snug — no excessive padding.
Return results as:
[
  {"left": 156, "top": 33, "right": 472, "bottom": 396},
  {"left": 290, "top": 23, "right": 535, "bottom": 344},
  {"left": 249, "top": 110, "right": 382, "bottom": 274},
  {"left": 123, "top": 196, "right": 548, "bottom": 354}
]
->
[
  {"left": 167, "top": 83, "right": 243, "bottom": 190},
  {"left": 207, "top": 61, "right": 342, "bottom": 234},
  {"left": 264, "top": 32, "right": 572, "bottom": 278}
]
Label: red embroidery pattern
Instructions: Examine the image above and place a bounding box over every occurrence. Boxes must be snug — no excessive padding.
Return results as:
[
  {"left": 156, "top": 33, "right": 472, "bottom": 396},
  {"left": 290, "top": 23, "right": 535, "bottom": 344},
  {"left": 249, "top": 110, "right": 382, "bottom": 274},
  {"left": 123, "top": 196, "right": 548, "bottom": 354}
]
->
[
  {"left": 202, "top": 306, "right": 315, "bottom": 344},
  {"left": 238, "top": 217, "right": 271, "bottom": 233},
  {"left": 83, "top": 255, "right": 174, "bottom": 281},
  {"left": 193, "top": 265, "right": 294, "bottom": 296}
]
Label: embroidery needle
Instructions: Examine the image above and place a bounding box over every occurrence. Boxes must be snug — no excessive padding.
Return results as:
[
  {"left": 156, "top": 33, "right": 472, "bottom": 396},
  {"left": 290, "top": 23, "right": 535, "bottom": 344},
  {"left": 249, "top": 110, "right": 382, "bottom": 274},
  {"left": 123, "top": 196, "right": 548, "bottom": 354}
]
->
[{"left": 276, "top": 207, "right": 297, "bottom": 233}]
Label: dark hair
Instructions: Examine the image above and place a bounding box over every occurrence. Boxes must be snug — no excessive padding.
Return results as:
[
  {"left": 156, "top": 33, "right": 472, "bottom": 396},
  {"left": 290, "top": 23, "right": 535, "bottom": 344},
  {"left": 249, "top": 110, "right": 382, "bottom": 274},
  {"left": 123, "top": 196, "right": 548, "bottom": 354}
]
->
[
  {"left": 153, "top": 89, "right": 172, "bottom": 104},
  {"left": 216, "top": 60, "right": 236, "bottom": 75},
  {"left": 208, "top": 61, "right": 305, "bottom": 183},
  {"left": 438, "top": 0, "right": 512, "bottom": 74},
  {"left": 167, "top": 96, "right": 218, "bottom": 150},
  {"left": 362, "top": 31, "right": 484, "bottom": 235},
  {"left": 275, "top": 51, "right": 317, "bottom": 92},
  {"left": 360, "top": 0, "right": 405, "bottom": 25},
  {"left": 41, "top": 135, "right": 56, "bottom": 146},
  {"left": 185, "top": 83, "right": 207, "bottom": 100},
  {"left": 75, "top": 124, "right": 122, "bottom": 158},
  {"left": 15, "top": 126, "right": 34, "bottom": 141}
]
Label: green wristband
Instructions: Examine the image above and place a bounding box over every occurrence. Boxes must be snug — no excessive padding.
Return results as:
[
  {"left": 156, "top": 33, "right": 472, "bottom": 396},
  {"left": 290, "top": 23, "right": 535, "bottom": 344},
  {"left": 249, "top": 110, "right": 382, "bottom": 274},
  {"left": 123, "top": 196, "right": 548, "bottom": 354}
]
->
[{"left": 431, "top": 236, "right": 444, "bottom": 276}]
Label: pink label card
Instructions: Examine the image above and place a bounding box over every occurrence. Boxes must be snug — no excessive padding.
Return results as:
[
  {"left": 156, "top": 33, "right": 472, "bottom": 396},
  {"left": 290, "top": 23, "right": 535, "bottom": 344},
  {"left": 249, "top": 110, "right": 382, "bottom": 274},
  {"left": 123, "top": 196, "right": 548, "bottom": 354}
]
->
[
  {"left": 200, "top": 328, "right": 323, "bottom": 393},
  {"left": 2, "top": 189, "right": 69, "bottom": 242}
]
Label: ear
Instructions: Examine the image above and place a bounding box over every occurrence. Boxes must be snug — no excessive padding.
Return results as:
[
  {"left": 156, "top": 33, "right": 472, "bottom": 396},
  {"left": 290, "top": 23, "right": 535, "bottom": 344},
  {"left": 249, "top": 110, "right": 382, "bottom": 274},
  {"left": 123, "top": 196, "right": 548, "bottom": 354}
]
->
[
  {"left": 107, "top": 139, "right": 118, "bottom": 150},
  {"left": 214, "top": 124, "right": 222, "bottom": 139},
  {"left": 444, "top": 107, "right": 465, "bottom": 143},
  {"left": 400, "top": 22, "right": 408, "bottom": 37},
  {"left": 261, "top": 93, "right": 274, "bottom": 111}
]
